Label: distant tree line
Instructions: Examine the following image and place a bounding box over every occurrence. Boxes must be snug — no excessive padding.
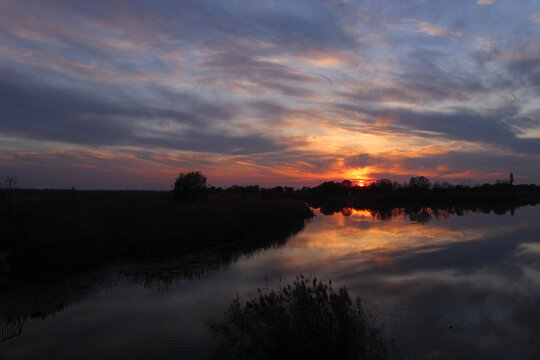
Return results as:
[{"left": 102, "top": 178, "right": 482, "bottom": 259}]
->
[
  {"left": 172, "top": 171, "right": 537, "bottom": 200},
  {"left": 306, "top": 174, "right": 537, "bottom": 196}
]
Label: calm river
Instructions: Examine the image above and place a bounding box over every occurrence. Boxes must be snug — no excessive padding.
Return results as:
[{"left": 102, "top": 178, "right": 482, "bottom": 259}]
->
[{"left": 1, "top": 204, "right": 540, "bottom": 359}]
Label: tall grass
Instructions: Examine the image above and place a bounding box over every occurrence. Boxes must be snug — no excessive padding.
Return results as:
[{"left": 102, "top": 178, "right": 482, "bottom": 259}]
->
[{"left": 209, "top": 276, "right": 392, "bottom": 360}]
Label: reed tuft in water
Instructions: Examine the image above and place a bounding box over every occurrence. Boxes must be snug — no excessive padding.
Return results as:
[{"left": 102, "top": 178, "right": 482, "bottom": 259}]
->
[{"left": 209, "top": 275, "right": 391, "bottom": 360}]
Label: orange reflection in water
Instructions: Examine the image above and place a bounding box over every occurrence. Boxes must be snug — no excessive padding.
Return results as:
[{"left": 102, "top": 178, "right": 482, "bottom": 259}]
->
[{"left": 282, "top": 209, "right": 497, "bottom": 274}]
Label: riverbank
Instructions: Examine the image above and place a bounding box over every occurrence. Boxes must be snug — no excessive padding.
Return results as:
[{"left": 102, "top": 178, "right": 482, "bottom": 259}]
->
[{"left": 0, "top": 191, "right": 313, "bottom": 277}]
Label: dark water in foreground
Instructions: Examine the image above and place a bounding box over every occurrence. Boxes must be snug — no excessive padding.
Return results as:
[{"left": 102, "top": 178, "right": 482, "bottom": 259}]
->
[{"left": 1, "top": 205, "right": 540, "bottom": 359}]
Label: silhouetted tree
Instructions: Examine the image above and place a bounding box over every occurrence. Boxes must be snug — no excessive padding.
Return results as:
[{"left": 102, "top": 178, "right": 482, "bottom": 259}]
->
[
  {"left": 509, "top": 172, "right": 514, "bottom": 185},
  {"left": 369, "top": 178, "right": 393, "bottom": 193},
  {"left": 226, "top": 185, "right": 261, "bottom": 195},
  {"left": 313, "top": 181, "right": 351, "bottom": 195},
  {"left": 172, "top": 171, "right": 207, "bottom": 200},
  {"left": 408, "top": 176, "right": 431, "bottom": 192},
  {"left": 0, "top": 175, "right": 20, "bottom": 217}
]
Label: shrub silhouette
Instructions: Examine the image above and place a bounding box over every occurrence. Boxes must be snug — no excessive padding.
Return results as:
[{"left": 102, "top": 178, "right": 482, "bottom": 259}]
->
[
  {"left": 172, "top": 171, "right": 207, "bottom": 200},
  {"left": 209, "top": 276, "right": 390, "bottom": 360},
  {"left": 369, "top": 178, "right": 394, "bottom": 193},
  {"left": 408, "top": 176, "right": 431, "bottom": 192},
  {"left": 0, "top": 175, "right": 20, "bottom": 217}
]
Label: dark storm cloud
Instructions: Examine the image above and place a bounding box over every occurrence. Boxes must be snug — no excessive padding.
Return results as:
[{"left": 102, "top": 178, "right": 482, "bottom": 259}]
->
[{"left": 0, "top": 71, "right": 282, "bottom": 154}]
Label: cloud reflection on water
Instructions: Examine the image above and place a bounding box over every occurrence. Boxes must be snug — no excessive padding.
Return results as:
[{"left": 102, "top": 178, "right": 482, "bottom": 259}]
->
[
  {"left": 1, "top": 206, "right": 540, "bottom": 359},
  {"left": 234, "top": 205, "right": 540, "bottom": 359}
]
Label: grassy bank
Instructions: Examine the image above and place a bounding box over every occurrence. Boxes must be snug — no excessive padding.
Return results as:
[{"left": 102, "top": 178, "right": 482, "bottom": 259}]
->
[{"left": 0, "top": 191, "right": 313, "bottom": 276}]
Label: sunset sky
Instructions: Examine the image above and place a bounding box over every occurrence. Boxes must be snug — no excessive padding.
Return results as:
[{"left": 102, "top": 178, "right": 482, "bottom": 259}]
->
[{"left": 1, "top": 0, "right": 540, "bottom": 189}]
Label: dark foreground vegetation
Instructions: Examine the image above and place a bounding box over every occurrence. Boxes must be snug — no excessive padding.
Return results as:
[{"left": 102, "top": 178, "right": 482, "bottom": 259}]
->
[
  {"left": 209, "top": 276, "right": 392, "bottom": 360},
  {"left": 0, "top": 190, "right": 312, "bottom": 277}
]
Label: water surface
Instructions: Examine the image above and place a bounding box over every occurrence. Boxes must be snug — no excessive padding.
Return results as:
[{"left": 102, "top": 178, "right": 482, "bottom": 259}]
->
[{"left": 1, "top": 205, "right": 540, "bottom": 359}]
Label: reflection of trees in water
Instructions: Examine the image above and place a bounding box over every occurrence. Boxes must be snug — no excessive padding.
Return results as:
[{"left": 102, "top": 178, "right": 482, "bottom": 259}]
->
[
  {"left": 0, "top": 221, "right": 308, "bottom": 341},
  {"left": 0, "top": 313, "right": 25, "bottom": 342},
  {"left": 405, "top": 208, "right": 432, "bottom": 223},
  {"left": 372, "top": 208, "right": 401, "bottom": 221},
  {"left": 0, "top": 271, "right": 112, "bottom": 344},
  {"left": 310, "top": 201, "right": 526, "bottom": 223},
  {"left": 126, "top": 221, "right": 306, "bottom": 291}
]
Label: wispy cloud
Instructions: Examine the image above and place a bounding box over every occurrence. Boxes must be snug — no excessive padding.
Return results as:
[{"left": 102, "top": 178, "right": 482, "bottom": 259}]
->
[
  {"left": 530, "top": 13, "right": 540, "bottom": 23},
  {"left": 476, "top": 0, "right": 496, "bottom": 6},
  {"left": 408, "top": 20, "right": 453, "bottom": 37}
]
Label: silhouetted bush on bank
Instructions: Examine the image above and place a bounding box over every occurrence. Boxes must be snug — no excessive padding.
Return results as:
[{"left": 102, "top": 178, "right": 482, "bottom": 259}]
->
[
  {"left": 209, "top": 276, "right": 391, "bottom": 360},
  {"left": 172, "top": 171, "right": 207, "bottom": 201},
  {"left": 0, "top": 175, "right": 21, "bottom": 219},
  {"left": 0, "top": 191, "right": 312, "bottom": 276}
]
